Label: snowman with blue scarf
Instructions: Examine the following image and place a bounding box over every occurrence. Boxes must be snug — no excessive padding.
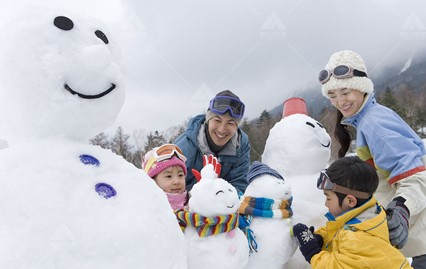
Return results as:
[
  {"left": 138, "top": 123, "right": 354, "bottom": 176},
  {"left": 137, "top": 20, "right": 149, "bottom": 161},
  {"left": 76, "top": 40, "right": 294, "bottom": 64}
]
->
[
  {"left": 0, "top": 7, "right": 186, "bottom": 268},
  {"left": 175, "top": 155, "right": 249, "bottom": 269},
  {"left": 239, "top": 161, "right": 297, "bottom": 269},
  {"left": 261, "top": 97, "right": 331, "bottom": 269}
]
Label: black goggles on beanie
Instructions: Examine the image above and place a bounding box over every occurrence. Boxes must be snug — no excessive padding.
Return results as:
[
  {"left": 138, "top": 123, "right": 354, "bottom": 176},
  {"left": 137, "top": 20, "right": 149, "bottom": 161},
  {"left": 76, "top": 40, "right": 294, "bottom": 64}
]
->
[
  {"left": 209, "top": 96, "right": 245, "bottom": 119},
  {"left": 318, "top": 65, "right": 368, "bottom": 85}
]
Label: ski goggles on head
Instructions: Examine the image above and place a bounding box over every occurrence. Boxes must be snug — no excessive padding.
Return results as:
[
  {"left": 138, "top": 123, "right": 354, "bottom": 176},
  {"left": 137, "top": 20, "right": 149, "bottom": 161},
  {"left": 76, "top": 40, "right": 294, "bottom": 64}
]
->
[
  {"left": 143, "top": 144, "right": 187, "bottom": 173},
  {"left": 209, "top": 96, "right": 245, "bottom": 119},
  {"left": 317, "top": 170, "right": 370, "bottom": 199},
  {"left": 152, "top": 144, "right": 187, "bottom": 163},
  {"left": 318, "top": 65, "right": 368, "bottom": 85}
]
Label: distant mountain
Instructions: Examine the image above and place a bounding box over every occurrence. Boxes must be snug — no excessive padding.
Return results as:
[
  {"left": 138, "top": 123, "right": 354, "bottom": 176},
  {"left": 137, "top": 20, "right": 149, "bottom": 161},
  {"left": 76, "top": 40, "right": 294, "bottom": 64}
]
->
[{"left": 374, "top": 53, "right": 426, "bottom": 94}]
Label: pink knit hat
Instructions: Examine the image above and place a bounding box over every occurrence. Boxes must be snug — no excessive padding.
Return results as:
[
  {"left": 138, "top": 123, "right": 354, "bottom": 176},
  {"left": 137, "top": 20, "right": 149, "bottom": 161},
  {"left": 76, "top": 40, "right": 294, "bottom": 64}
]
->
[{"left": 142, "top": 152, "right": 187, "bottom": 178}]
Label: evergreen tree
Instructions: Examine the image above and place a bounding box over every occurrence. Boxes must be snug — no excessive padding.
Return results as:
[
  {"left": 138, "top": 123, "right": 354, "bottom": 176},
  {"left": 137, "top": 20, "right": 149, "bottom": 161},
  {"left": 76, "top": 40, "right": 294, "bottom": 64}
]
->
[
  {"left": 257, "top": 110, "right": 272, "bottom": 125},
  {"left": 111, "top": 126, "right": 133, "bottom": 162},
  {"left": 414, "top": 91, "right": 426, "bottom": 137},
  {"left": 90, "top": 132, "right": 110, "bottom": 149},
  {"left": 378, "top": 87, "right": 406, "bottom": 118},
  {"left": 132, "top": 150, "right": 144, "bottom": 169},
  {"left": 144, "top": 131, "right": 166, "bottom": 153},
  {"left": 397, "top": 85, "right": 418, "bottom": 130},
  {"left": 244, "top": 111, "right": 280, "bottom": 162},
  {"left": 169, "top": 125, "right": 186, "bottom": 143}
]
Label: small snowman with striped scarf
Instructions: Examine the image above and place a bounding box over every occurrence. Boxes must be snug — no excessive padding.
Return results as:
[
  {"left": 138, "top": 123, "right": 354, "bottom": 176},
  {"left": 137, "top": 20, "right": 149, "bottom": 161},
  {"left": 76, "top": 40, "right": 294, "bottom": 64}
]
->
[
  {"left": 175, "top": 155, "right": 249, "bottom": 269},
  {"left": 239, "top": 161, "right": 297, "bottom": 269}
]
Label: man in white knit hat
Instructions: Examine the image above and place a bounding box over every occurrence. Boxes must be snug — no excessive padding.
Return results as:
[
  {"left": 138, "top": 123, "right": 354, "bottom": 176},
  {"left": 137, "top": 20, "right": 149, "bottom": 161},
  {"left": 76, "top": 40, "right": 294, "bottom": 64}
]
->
[{"left": 320, "top": 50, "right": 426, "bottom": 268}]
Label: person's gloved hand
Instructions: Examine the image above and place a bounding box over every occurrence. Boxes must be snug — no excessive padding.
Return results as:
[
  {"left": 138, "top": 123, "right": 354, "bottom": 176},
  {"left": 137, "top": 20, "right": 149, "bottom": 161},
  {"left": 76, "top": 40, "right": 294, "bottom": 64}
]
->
[
  {"left": 386, "top": 197, "right": 410, "bottom": 249},
  {"left": 293, "top": 223, "right": 323, "bottom": 263}
]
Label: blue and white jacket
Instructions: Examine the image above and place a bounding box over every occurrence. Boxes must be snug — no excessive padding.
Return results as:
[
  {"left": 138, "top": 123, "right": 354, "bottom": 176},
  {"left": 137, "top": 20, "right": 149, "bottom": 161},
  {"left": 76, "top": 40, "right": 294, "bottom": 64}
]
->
[
  {"left": 342, "top": 94, "right": 426, "bottom": 185},
  {"left": 174, "top": 114, "right": 251, "bottom": 193}
]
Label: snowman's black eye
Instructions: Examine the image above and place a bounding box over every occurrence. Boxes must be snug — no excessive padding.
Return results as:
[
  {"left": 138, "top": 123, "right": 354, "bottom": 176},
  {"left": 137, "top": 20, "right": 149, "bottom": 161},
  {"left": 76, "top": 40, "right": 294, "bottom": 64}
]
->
[
  {"left": 216, "top": 190, "right": 224, "bottom": 195},
  {"left": 54, "top": 16, "right": 74, "bottom": 31},
  {"left": 317, "top": 122, "right": 324, "bottom": 128},
  {"left": 95, "top": 30, "right": 109, "bottom": 44},
  {"left": 306, "top": 122, "right": 315, "bottom": 128}
]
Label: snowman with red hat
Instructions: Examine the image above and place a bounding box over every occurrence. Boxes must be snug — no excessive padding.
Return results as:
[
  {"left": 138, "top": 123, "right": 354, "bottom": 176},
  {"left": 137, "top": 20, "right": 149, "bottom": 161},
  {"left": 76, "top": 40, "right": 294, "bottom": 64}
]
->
[
  {"left": 175, "top": 155, "right": 249, "bottom": 269},
  {"left": 0, "top": 7, "right": 186, "bottom": 268},
  {"left": 262, "top": 97, "right": 331, "bottom": 268}
]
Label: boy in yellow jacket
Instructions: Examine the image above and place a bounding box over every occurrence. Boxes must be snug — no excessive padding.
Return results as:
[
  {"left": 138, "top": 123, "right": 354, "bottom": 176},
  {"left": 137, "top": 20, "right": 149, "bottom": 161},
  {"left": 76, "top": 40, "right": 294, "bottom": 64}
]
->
[{"left": 293, "top": 156, "right": 412, "bottom": 268}]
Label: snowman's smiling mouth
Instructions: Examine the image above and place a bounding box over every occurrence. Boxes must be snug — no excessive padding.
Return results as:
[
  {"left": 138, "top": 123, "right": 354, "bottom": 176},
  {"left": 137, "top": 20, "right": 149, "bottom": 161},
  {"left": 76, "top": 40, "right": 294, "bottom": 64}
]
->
[
  {"left": 321, "top": 141, "right": 331, "bottom": 148},
  {"left": 64, "top": 83, "right": 116, "bottom": 99}
]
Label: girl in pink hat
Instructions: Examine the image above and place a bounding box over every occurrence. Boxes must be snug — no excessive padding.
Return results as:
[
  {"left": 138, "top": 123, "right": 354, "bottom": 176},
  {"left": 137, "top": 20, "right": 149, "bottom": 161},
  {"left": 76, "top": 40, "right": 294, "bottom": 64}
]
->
[{"left": 142, "top": 144, "right": 188, "bottom": 210}]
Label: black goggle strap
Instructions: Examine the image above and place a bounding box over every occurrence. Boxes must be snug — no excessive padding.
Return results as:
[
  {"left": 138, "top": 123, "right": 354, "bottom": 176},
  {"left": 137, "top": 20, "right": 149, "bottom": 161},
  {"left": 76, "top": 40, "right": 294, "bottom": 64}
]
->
[{"left": 352, "top": 69, "right": 368, "bottom": 78}]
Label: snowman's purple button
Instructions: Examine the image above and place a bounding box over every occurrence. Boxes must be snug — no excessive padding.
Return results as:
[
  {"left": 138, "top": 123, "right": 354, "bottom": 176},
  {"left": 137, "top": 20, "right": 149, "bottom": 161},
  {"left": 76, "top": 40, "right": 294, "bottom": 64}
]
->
[
  {"left": 79, "top": 154, "right": 100, "bottom": 166},
  {"left": 95, "top": 183, "right": 116, "bottom": 199}
]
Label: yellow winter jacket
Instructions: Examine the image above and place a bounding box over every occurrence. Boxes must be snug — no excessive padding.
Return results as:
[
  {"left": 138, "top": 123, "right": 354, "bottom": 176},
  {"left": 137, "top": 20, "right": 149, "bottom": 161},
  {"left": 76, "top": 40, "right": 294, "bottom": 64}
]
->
[{"left": 311, "top": 197, "right": 412, "bottom": 269}]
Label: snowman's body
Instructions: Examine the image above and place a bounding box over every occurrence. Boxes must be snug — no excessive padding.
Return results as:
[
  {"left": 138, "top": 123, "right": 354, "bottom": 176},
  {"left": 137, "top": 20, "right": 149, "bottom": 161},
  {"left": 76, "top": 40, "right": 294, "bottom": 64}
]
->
[
  {"left": 0, "top": 7, "right": 186, "bottom": 268},
  {"left": 242, "top": 174, "right": 297, "bottom": 269},
  {"left": 184, "top": 226, "right": 248, "bottom": 269},
  {"left": 0, "top": 140, "right": 186, "bottom": 268},
  {"left": 182, "top": 163, "right": 249, "bottom": 269},
  {"left": 262, "top": 112, "right": 331, "bottom": 269}
]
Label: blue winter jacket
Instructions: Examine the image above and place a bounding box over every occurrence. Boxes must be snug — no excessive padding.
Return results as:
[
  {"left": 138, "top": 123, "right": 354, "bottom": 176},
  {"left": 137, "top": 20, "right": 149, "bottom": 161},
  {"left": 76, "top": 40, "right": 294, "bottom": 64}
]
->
[
  {"left": 343, "top": 94, "right": 426, "bottom": 185},
  {"left": 174, "top": 114, "right": 251, "bottom": 193}
]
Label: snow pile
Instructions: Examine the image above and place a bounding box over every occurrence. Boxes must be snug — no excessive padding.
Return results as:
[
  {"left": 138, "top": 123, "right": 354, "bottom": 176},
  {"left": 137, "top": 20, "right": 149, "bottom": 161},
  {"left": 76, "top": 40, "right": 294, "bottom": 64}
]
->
[{"left": 0, "top": 6, "right": 186, "bottom": 268}]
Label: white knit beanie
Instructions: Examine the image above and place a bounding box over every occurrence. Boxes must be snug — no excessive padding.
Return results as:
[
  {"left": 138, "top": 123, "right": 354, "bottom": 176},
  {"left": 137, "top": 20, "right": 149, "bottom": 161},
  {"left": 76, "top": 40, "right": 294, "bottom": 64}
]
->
[{"left": 321, "top": 50, "right": 374, "bottom": 98}]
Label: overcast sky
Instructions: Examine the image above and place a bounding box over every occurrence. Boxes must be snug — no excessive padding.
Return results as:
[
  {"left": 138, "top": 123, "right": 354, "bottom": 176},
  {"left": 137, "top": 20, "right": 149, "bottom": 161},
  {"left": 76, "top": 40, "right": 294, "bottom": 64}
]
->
[{"left": 2, "top": 0, "right": 426, "bottom": 137}]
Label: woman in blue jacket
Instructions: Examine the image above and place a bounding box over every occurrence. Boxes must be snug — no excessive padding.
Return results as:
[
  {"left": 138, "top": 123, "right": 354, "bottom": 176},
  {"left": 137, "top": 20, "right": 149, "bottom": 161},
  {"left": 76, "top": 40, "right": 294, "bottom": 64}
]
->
[
  {"left": 174, "top": 90, "right": 251, "bottom": 194},
  {"left": 320, "top": 50, "right": 426, "bottom": 268}
]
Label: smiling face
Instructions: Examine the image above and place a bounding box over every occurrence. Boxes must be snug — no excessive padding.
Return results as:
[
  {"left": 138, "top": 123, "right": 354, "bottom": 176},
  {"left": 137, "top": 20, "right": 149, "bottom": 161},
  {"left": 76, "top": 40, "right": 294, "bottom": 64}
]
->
[
  {"left": 0, "top": 7, "right": 125, "bottom": 144},
  {"left": 262, "top": 113, "right": 331, "bottom": 176},
  {"left": 207, "top": 113, "right": 238, "bottom": 147},
  {"left": 327, "top": 88, "right": 366, "bottom": 117},
  {"left": 154, "top": 166, "right": 186, "bottom": 194},
  {"left": 189, "top": 176, "right": 240, "bottom": 217}
]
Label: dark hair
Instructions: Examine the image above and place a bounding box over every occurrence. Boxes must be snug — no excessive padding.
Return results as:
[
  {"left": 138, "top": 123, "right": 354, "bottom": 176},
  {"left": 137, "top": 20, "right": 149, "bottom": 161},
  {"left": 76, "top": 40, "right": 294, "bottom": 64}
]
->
[
  {"left": 327, "top": 156, "right": 378, "bottom": 207},
  {"left": 334, "top": 110, "right": 352, "bottom": 158}
]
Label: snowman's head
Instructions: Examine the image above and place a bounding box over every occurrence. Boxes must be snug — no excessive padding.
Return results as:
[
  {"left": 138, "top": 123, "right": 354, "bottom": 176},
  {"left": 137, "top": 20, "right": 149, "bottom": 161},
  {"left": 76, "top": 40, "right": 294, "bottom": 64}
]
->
[
  {"left": 243, "top": 161, "right": 292, "bottom": 200},
  {"left": 0, "top": 7, "right": 125, "bottom": 144},
  {"left": 244, "top": 174, "right": 292, "bottom": 200},
  {"left": 189, "top": 164, "right": 240, "bottom": 217},
  {"left": 262, "top": 113, "right": 331, "bottom": 176}
]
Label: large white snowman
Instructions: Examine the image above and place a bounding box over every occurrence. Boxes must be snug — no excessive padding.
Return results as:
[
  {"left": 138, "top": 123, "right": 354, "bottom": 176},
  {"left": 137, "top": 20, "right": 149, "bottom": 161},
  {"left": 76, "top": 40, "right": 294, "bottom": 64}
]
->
[
  {"left": 262, "top": 97, "right": 331, "bottom": 269},
  {"left": 0, "top": 7, "right": 186, "bottom": 268},
  {"left": 239, "top": 161, "right": 297, "bottom": 269},
  {"left": 175, "top": 155, "right": 249, "bottom": 269}
]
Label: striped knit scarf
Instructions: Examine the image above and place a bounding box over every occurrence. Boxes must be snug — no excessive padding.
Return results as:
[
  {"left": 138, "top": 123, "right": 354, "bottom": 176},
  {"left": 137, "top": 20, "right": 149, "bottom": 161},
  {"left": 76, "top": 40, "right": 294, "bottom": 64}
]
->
[
  {"left": 238, "top": 196, "right": 293, "bottom": 219},
  {"left": 174, "top": 209, "right": 239, "bottom": 237}
]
